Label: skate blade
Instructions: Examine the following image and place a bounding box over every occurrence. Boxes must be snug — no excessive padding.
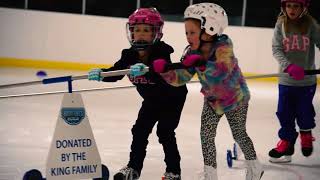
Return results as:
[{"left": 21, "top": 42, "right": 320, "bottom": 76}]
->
[
  {"left": 269, "top": 156, "right": 292, "bottom": 163},
  {"left": 259, "top": 171, "right": 264, "bottom": 179},
  {"left": 114, "top": 173, "right": 127, "bottom": 180}
]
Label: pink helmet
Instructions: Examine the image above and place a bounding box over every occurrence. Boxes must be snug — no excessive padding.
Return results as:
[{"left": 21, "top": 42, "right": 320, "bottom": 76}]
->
[
  {"left": 281, "top": 0, "right": 310, "bottom": 8},
  {"left": 280, "top": 0, "right": 310, "bottom": 17},
  {"left": 126, "top": 8, "right": 164, "bottom": 50}
]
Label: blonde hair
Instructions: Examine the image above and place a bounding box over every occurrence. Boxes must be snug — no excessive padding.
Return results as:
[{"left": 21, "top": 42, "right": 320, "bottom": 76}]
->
[{"left": 184, "top": 18, "right": 201, "bottom": 27}]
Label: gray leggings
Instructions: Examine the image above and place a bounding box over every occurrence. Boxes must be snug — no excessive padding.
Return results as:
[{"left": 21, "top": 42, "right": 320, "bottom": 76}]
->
[{"left": 200, "top": 101, "right": 257, "bottom": 168}]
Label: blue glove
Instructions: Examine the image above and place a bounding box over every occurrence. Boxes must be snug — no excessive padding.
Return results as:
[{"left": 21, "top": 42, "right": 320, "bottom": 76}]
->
[
  {"left": 130, "top": 63, "right": 148, "bottom": 77},
  {"left": 88, "top": 68, "right": 103, "bottom": 81}
]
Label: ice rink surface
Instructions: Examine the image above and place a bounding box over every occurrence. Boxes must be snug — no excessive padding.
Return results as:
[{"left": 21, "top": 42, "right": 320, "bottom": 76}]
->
[{"left": 0, "top": 68, "right": 319, "bottom": 180}]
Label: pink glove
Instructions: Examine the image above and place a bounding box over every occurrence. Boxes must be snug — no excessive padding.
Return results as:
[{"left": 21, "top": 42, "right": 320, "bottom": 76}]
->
[
  {"left": 182, "top": 54, "right": 202, "bottom": 66},
  {"left": 182, "top": 54, "right": 206, "bottom": 71},
  {"left": 153, "top": 59, "right": 168, "bottom": 73},
  {"left": 285, "top": 64, "right": 304, "bottom": 80}
]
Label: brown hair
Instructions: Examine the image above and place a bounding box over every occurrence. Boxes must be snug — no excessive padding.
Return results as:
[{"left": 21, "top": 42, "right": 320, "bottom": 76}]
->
[{"left": 277, "top": 14, "right": 314, "bottom": 34}]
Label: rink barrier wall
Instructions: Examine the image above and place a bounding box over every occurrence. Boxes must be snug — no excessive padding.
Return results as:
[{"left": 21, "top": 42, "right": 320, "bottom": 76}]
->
[
  {"left": 3, "top": 57, "right": 320, "bottom": 83},
  {"left": 0, "top": 57, "right": 109, "bottom": 70},
  {"left": 0, "top": 8, "right": 319, "bottom": 82}
]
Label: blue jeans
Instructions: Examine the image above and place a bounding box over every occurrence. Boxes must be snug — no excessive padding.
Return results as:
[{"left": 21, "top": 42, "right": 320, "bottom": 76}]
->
[{"left": 276, "top": 84, "right": 317, "bottom": 143}]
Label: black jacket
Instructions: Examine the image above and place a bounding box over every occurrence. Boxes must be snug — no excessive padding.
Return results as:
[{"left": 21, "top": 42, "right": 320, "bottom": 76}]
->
[{"left": 101, "top": 41, "right": 188, "bottom": 100}]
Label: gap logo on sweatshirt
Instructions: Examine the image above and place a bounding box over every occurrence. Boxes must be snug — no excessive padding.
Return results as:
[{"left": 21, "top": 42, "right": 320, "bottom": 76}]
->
[{"left": 282, "top": 34, "right": 310, "bottom": 52}]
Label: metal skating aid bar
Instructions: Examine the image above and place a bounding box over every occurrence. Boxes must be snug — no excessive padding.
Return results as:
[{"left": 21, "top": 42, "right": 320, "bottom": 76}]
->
[
  {"left": 245, "top": 69, "right": 320, "bottom": 79},
  {"left": 245, "top": 73, "right": 287, "bottom": 79},
  {"left": 0, "top": 85, "right": 136, "bottom": 99},
  {"left": 0, "top": 69, "right": 318, "bottom": 99},
  {"left": 0, "top": 67, "right": 150, "bottom": 89}
]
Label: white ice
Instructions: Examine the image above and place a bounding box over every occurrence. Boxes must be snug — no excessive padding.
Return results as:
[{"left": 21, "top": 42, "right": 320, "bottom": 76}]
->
[{"left": 0, "top": 68, "right": 319, "bottom": 180}]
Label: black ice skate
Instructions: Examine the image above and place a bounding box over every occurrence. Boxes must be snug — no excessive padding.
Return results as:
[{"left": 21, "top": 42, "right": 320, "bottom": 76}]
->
[
  {"left": 300, "top": 130, "right": 315, "bottom": 157},
  {"left": 114, "top": 166, "right": 139, "bottom": 180},
  {"left": 162, "top": 172, "right": 181, "bottom": 180},
  {"left": 269, "top": 139, "right": 294, "bottom": 163}
]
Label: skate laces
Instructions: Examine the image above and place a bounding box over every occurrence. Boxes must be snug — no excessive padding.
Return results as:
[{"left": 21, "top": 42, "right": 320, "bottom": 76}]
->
[
  {"left": 163, "top": 172, "right": 180, "bottom": 180},
  {"left": 119, "top": 166, "right": 139, "bottom": 180},
  {"left": 275, "top": 140, "right": 290, "bottom": 153},
  {"left": 300, "top": 133, "right": 315, "bottom": 148}
]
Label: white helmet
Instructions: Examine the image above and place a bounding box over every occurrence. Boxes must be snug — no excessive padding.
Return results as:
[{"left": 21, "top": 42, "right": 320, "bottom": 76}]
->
[{"left": 184, "top": 3, "right": 228, "bottom": 36}]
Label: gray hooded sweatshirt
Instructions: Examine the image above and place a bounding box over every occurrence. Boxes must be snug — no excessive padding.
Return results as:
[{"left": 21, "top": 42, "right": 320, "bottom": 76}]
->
[{"left": 272, "top": 15, "right": 320, "bottom": 86}]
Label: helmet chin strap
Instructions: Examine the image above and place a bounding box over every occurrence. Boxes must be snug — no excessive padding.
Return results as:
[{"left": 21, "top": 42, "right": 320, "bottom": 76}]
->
[
  {"left": 298, "top": 7, "right": 308, "bottom": 18},
  {"left": 197, "top": 29, "right": 217, "bottom": 51}
]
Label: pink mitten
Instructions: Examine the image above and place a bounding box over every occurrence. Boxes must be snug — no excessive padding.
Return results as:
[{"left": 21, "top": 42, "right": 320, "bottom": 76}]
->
[
  {"left": 183, "top": 54, "right": 206, "bottom": 71},
  {"left": 285, "top": 64, "right": 304, "bottom": 80},
  {"left": 153, "top": 59, "right": 168, "bottom": 73},
  {"left": 182, "top": 54, "right": 202, "bottom": 67}
]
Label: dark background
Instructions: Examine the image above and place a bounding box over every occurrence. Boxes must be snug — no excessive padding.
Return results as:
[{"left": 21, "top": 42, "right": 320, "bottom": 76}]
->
[{"left": 0, "top": 0, "right": 319, "bottom": 28}]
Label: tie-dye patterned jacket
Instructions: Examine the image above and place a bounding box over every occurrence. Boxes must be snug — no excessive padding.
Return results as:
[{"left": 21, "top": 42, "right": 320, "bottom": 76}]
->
[{"left": 161, "top": 35, "right": 250, "bottom": 115}]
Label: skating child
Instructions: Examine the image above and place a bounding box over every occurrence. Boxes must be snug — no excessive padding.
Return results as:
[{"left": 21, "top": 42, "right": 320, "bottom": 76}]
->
[
  {"left": 131, "top": 3, "right": 264, "bottom": 180},
  {"left": 88, "top": 8, "right": 187, "bottom": 180},
  {"left": 268, "top": 0, "right": 320, "bottom": 163}
]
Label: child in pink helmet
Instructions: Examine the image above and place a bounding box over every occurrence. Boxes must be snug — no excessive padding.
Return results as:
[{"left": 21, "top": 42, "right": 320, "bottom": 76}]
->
[
  {"left": 268, "top": 0, "right": 320, "bottom": 163},
  {"left": 88, "top": 8, "right": 187, "bottom": 180}
]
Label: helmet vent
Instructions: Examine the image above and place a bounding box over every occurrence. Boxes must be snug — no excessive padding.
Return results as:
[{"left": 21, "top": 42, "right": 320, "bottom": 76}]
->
[{"left": 184, "top": 3, "right": 228, "bottom": 36}]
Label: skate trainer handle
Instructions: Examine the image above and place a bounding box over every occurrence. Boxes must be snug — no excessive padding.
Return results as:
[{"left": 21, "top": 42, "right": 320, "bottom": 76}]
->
[
  {"left": 0, "top": 68, "right": 148, "bottom": 89},
  {"left": 0, "top": 68, "right": 319, "bottom": 90},
  {"left": 0, "top": 62, "right": 196, "bottom": 89}
]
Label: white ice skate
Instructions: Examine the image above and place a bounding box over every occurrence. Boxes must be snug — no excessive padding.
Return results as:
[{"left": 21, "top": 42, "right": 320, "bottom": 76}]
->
[
  {"left": 246, "top": 160, "right": 264, "bottom": 180},
  {"left": 198, "top": 165, "right": 218, "bottom": 180}
]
